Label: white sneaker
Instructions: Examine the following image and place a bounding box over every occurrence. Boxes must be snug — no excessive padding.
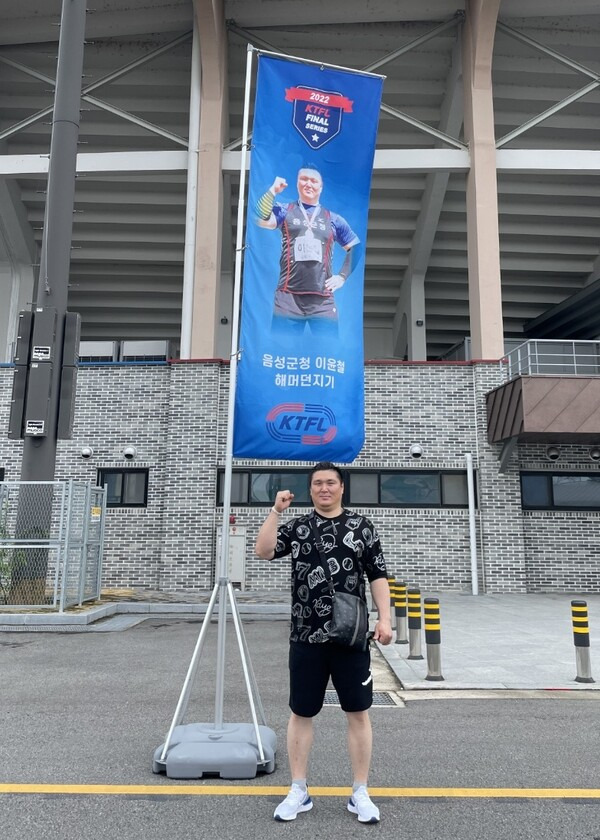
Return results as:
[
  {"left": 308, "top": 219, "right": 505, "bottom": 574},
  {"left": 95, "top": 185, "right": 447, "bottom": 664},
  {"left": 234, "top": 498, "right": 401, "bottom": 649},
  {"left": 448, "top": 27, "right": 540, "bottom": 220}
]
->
[
  {"left": 273, "top": 784, "right": 313, "bottom": 821},
  {"left": 348, "top": 785, "right": 380, "bottom": 823}
]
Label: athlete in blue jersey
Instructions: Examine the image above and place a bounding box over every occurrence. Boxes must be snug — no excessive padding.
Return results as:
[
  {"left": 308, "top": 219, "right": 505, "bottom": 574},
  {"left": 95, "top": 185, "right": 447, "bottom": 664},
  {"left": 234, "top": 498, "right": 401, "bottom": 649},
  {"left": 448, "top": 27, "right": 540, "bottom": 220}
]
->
[{"left": 256, "top": 168, "right": 361, "bottom": 335}]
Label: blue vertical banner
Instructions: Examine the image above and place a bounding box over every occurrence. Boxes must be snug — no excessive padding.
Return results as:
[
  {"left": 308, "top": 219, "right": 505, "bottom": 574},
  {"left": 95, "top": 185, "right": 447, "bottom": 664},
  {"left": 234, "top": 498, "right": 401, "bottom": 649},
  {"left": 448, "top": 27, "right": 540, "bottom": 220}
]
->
[{"left": 233, "top": 53, "right": 383, "bottom": 462}]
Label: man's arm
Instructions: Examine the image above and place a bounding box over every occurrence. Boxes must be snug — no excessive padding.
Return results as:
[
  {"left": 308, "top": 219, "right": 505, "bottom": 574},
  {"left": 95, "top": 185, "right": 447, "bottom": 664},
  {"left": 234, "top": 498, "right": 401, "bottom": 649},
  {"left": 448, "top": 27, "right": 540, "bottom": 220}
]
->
[
  {"left": 255, "top": 176, "right": 287, "bottom": 230},
  {"left": 255, "top": 489, "right": 294, "bottom": 560},
  {"left": 324, "top": 240, "right": 362, "bottom": 293},
  {"left": 370, "top": 577, "right": 393, "bottom": 645}
]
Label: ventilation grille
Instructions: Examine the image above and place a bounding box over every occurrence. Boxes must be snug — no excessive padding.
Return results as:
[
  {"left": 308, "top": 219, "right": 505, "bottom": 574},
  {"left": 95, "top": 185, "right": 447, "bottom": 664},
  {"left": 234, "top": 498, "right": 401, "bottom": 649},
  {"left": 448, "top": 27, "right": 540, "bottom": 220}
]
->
[{"left": 323, "top": 690, "right": 398, "bottom": 707}]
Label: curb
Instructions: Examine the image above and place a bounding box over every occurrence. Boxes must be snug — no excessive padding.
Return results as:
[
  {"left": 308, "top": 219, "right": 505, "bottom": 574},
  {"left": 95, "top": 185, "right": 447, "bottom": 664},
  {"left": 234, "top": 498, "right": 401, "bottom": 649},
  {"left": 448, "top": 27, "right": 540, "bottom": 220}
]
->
[{"left": 0, "top": 601, "right": 291, "bottom": 627}]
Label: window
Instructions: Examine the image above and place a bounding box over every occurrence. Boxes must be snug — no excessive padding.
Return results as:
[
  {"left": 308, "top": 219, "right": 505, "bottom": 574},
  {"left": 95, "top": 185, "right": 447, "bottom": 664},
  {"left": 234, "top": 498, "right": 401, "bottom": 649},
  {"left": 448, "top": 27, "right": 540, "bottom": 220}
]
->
[
  {"left": 347, "top": 472, "right": 378, "bottom": 505},
  {"left": 380, "top": 473, "right": 440, "bottom": 505},
  {"left": 217, "top": 469, "right": 473, "bottom": 508},
  {"left": 217, "top": 469, "right": 313, "bottom": 506},
  {"left": 250, "top": 472, "right": 311, "bottom": 504},
  {"left": 359, "top": 471, "right": 471, "bottom": 508},
  {"left": 522, "top": 472, "right": 600, "bottom": 510},
  {"left": 98, "top": 469, "right": 148, "bottom": 507}
]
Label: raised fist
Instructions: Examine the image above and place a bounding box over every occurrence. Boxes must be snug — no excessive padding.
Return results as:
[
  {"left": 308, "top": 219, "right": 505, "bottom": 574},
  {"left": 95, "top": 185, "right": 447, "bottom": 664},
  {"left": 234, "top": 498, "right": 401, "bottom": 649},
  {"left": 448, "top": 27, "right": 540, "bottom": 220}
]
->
[{"left": 270, "top": 176, "right": 288, "bottom": 195}]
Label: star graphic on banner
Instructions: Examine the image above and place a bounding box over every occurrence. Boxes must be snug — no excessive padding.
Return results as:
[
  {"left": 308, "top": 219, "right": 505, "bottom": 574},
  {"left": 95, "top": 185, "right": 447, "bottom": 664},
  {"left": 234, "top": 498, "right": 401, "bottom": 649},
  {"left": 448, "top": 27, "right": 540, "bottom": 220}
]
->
[{"left": 311, "top": 134, "right": 319, "bottom": 143}]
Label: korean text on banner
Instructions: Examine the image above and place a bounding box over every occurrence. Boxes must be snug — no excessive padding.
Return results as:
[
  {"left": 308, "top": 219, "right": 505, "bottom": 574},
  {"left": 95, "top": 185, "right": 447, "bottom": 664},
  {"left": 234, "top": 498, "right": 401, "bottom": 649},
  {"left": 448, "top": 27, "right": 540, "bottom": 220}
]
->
[{"left": 233, "top": 54, "right": 383, "bottom": 462}]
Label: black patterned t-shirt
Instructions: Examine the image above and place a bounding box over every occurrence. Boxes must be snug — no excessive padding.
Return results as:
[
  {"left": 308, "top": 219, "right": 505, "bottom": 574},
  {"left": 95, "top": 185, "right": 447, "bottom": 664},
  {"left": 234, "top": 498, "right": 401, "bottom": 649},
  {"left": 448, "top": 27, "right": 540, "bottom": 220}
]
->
[{"left": 273, "top": 509, "right": 388, "bottom": 643}]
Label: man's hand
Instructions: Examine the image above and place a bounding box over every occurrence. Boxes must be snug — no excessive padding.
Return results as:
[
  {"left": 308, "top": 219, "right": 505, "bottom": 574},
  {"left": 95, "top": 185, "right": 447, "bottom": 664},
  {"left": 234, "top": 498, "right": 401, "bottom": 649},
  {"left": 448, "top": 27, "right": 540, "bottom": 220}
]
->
[
  {"left": 373, "top": 618, "right": 393, "bottom": 645},
  {"left": 273, "top": 489, "right": 294, "bottom": 513},
  {"left": 270, "top": 176, "right": 288, "bottom": 195},
  {"left": 325, "top": 274, "right": 345, "bottom": 293}
]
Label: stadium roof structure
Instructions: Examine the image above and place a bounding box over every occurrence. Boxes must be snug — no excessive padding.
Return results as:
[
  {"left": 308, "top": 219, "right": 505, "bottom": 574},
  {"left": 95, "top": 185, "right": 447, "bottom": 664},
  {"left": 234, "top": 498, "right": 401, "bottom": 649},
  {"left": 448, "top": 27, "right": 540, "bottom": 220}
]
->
[{"left": 1, "top": 0, "right": 600, "bottom": 362}]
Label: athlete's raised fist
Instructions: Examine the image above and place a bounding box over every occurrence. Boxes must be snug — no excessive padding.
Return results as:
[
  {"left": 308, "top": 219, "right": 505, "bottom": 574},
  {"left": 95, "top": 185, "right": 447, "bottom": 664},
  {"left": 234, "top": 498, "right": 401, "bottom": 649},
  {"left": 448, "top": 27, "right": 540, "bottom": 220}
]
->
[{"left": 270, "top": 176, "right": 288, "bottom": 195}]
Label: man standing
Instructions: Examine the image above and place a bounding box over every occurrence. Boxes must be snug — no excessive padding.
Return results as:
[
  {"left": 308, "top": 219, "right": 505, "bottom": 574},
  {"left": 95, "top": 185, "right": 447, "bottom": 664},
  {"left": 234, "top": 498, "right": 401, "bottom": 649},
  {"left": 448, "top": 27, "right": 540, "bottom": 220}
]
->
[
  {"left": 255, "top": 168, "right": 361, "bottom": 335},
  {"left": 255, "top": 462, "right": 392, "bottom": 823}
]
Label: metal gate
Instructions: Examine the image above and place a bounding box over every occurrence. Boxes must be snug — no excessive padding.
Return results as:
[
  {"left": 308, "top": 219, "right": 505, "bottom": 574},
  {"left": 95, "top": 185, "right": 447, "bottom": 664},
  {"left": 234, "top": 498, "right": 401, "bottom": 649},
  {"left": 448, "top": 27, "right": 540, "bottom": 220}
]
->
[{"left": 0, "top": 480, "right": 107, "bottom": 611}]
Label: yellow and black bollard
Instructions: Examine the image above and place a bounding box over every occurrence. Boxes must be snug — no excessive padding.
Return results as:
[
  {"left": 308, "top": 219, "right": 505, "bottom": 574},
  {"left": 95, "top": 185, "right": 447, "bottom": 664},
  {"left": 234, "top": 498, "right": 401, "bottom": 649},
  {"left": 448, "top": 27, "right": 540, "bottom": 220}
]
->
[
  {"left": 407, "top": 588, "right": 424, "bottom": 660},
  {"left": 571, "top": 600, "right": 595, "bottom": 684},
  {"left": 424, "top": 598, "right": 444, "bottom": 681},
  {"left": 394, "top": 581, "right": 408, "bottom": 645}
]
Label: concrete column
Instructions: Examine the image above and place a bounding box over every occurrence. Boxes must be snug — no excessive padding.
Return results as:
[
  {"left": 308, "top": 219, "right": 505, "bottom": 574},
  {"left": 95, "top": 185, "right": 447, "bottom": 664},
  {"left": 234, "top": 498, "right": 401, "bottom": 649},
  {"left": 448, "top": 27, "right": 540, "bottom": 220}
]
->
[
  {"left": 190, "top": 0, "right": 228, "bottom": 359},
  {"left": 462, "top": 0, "right": 504, "bottom": 360},
  {"left": 393, "top": 274, "right": 426, "bottom": 360},
  {"left": 0, "top": 179, "right": 37, "bottom": 363},
  {"left": 393, "top": 34, "right": 463, "bottom": 361}
]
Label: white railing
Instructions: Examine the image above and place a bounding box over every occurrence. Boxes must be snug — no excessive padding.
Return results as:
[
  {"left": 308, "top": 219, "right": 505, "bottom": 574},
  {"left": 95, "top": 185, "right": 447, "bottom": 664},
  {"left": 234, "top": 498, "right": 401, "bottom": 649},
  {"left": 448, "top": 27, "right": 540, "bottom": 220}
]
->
[{"left": 503, "top": 340, "right": 600, "bottom": 381}]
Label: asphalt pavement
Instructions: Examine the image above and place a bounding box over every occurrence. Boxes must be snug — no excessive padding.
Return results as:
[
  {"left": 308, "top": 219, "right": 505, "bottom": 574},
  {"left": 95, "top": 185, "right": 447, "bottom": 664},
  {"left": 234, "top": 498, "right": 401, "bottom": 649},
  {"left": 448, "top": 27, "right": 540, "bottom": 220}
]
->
[{"left": 1, "top": 614, "right": 600, "bottom": 840}]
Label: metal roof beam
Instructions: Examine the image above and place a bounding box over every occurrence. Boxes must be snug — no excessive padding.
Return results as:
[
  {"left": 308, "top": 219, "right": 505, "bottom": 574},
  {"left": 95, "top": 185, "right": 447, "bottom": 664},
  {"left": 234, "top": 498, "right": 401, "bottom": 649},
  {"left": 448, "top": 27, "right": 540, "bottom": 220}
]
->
[
  {"left": 222, "top": 148, "right": 470, "bottom": 173},
  {"left": 496, "top": 149, "right": 600, "bottom": 174},
  {"left": 496, "top": 80, "right": 600, "bottom": 149},
  {"left": 0, "top": 31, "right": 192, "bottom": 143},
  {"left": 495, "top": 21, "right": 600, "bottom": 148},
  {"left": 497, "top": 21, "right": 600, "bottom": 83},
  {"left": 225, "top": 15, "right": 466, "bottom": 151},
  {"left": 0, "top": 150, "right": 188, "bottom": 176}
]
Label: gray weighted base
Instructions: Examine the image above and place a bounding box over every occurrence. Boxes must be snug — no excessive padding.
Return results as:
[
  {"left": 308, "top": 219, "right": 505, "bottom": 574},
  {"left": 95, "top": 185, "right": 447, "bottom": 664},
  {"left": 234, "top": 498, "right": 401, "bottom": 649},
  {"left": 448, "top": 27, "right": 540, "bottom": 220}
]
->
[{"left": 153, "top": 722, "right": 277, "bottom": 779}]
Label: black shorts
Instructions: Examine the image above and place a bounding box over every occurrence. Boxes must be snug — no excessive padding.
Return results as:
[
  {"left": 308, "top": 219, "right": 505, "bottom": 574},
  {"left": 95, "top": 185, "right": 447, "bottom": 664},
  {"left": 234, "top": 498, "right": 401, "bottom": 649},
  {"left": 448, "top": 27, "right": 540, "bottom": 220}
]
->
[{"left": 288, "top": 641, "right": 373, "bottom": 717}]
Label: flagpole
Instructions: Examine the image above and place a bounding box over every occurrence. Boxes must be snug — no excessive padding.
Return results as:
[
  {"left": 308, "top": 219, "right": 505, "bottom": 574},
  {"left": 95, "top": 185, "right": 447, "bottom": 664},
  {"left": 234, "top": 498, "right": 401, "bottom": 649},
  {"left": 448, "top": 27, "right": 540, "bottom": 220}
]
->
[
  {"left": 254, "top": 47, "right": 385, "bottom": 79},
  {"left": 214, "top": 42, "right": 255, "bottom": 728},
  {"left": 155, "top": 44, "right": 276, "bottom": 774}
]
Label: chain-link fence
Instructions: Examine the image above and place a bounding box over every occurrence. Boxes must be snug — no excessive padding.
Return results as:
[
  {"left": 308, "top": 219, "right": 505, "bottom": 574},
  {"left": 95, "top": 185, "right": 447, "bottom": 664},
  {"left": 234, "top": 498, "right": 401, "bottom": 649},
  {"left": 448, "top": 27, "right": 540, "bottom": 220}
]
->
[{"left": 0, "top": 480, "right": 107, "bottom": 610}]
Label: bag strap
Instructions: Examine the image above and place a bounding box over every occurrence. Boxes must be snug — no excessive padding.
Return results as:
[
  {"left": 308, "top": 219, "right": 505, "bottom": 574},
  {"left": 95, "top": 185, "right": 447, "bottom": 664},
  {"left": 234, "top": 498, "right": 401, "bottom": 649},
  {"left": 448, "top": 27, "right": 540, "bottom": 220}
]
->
[{"left": 309, "top": 514, "right": 335, "bottom": 598}]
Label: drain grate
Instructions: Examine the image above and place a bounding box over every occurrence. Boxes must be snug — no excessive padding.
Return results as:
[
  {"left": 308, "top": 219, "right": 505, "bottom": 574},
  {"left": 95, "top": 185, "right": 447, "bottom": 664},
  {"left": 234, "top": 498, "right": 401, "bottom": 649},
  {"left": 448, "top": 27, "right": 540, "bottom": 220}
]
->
[{"left": 323, "top": 690, "right": 399, "bottom": 707}]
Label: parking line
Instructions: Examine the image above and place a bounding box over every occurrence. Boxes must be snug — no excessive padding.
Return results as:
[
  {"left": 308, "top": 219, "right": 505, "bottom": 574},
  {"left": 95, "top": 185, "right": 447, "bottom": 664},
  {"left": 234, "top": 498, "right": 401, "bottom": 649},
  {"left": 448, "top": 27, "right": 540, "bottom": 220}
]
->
[{"left": 0, "top": 784, "right": 599, "bottom": 798}]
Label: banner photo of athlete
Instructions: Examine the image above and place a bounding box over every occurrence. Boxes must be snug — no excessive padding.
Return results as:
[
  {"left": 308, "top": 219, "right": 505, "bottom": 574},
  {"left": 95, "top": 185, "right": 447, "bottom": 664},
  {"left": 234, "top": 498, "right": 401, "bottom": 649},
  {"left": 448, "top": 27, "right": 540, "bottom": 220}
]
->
[{"left": 233, "top": 53, "right": 383, "bottom": 462}]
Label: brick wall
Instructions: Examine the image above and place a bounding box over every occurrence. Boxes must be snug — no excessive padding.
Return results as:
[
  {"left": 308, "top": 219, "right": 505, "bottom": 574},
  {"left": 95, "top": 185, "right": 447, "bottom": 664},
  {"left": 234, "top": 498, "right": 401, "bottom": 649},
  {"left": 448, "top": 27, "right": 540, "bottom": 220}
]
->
[{"left": 0, "top": 361, "right": 598, "bottom": 593}]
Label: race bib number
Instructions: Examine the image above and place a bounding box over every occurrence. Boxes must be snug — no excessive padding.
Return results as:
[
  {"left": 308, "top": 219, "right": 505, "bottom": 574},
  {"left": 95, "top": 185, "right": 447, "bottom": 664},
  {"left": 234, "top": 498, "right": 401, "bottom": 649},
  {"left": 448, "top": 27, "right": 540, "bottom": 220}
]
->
[{"left": 294, "top": 235, "right": 322, "bottom": 262}]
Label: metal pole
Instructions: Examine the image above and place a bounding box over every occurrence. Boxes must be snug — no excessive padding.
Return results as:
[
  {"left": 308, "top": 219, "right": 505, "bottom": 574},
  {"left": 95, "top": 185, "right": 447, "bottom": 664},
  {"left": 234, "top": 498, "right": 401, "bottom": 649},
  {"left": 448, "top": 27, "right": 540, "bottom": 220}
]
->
[
  {"left": 227, "top": 582, "right": 266, "bottom": 762},
  {"left": 496, "top": 80, "right": 600, "bottom": 149},
  {"left": 78, "top": 481, "right": 91, "bottom": 605},
  {"left": 465, "top": 453, "right": 478, "bottom": 595},
  {"left": 159, "top": 582, "right": 221, "bottom": 762},
  {"left": 496, "top": 21, "right": 600, "bottom": 82},
  {"left": 424, "top": 598, "right": 444, "bottom": 681},
  {"left": 95, "top": 485, "right": 107, "bottom": 599},
  {"left": 365, "top": 13, "right": 463, "bottom": 72},
  {"left": 180, "top": 14, "right": 201, "bottom": 359},
  {"left": 394, "top": 580, "right": 408, "bottom": 645},
  {"left": 407, "top": 588, "right": 424, "bottom": 660},
  {"left": 571, "top": 600, "right": 594, "bottom": 684},
  {"left": 227, "top": 582, "right": 268, "bottom": 726},
  {"left": 20, "top": 0, "right": 87, "bottom": 483},
  {"left": 213, "top": 44, "right": 254, "bottom": 728},
  {"left": 52, "top": 481, "right": 66, "bottom": 607},
  {"left": 58, "top": 479, "right": 74, "bottom": 613}
]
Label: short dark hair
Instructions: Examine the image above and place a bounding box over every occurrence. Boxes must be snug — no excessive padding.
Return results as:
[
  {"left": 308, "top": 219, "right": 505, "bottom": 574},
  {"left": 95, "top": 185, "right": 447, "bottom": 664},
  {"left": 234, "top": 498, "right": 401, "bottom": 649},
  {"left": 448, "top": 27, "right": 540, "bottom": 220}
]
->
[
  {"left": 298, "top": 166, "right": 322, "bottom": 180},
  {"left": 309, "top": 461, "right": 344, "bottom": 484}
]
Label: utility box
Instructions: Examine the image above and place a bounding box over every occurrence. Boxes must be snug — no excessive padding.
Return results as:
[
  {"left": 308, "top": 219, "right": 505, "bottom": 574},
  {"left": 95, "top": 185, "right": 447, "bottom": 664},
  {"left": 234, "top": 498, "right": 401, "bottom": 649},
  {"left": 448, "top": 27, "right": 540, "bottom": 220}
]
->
[{"left": 216, "top": 525, "right": 247, "bottom": 590}]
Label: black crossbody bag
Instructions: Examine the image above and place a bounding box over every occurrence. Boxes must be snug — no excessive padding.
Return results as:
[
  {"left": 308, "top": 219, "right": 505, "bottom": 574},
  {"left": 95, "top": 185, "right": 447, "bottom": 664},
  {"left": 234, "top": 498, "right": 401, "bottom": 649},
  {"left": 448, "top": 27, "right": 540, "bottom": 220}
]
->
[{"left": 309, "top": 515, "right": 369, "bottom": 650}]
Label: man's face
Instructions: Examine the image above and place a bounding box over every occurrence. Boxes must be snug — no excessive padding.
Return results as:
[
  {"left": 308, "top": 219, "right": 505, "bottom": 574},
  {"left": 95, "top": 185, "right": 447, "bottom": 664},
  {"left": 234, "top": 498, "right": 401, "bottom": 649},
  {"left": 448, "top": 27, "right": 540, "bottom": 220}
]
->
[
  {"left": 310, "top": 469, "right": 344, "bottom": 513},
  {"left": 297, "top": 169, "right": 323, "bottom": 205}
]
